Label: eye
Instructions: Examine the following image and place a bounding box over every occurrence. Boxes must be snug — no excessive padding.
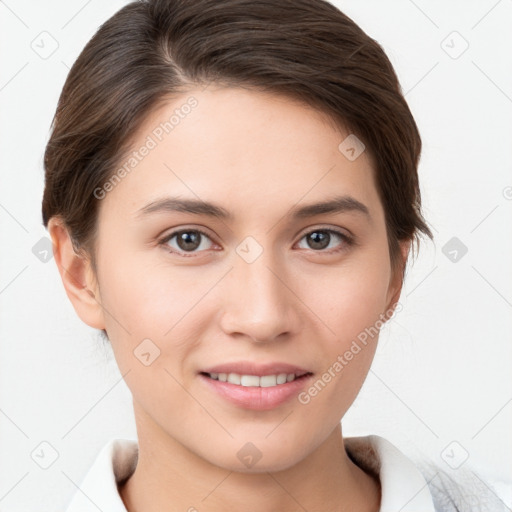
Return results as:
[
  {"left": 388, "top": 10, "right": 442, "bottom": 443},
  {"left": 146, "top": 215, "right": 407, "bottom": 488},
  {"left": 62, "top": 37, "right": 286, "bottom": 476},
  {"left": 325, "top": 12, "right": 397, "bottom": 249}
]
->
[
  {"left": 159, "top": 228, "right": 216, "bottom": 255},
  {"left": 296, "top": 228, "right": 353, "bottom": 253},
  {"left": 159, "top": 226, "right": 353, "bottom": 257}
]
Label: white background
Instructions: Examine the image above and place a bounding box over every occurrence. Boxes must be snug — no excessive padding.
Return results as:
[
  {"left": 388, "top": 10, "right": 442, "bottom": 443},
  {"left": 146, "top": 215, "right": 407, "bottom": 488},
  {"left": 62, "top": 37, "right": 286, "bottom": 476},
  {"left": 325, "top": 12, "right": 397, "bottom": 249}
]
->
[{"left": 0, "top": 0, "right": 511, "bottom": 510}]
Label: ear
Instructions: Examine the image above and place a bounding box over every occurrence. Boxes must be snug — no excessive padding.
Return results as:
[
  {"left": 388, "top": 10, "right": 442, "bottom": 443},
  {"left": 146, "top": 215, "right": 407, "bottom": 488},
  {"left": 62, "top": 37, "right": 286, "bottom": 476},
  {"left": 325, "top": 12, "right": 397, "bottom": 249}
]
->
[
  {"left": 385, "top": 239, "right": 411, "bottom": 314},
  {"left": 47, "top": 217, "right": 106, "bottom": 330}
]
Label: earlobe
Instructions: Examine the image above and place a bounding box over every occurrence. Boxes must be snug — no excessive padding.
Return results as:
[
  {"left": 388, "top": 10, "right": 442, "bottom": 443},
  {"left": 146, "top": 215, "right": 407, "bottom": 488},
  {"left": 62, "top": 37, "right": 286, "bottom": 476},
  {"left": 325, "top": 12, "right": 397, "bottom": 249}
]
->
[{"left": 47, "top": 217, "right": 106, "bottom": 330}]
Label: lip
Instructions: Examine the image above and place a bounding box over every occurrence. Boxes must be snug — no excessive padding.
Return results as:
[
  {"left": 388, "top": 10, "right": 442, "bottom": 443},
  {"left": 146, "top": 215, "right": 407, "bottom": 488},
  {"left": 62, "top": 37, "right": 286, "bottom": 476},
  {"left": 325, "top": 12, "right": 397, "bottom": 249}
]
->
[{"left": 199, "top": 361, "right": 314, "bottom": 411}]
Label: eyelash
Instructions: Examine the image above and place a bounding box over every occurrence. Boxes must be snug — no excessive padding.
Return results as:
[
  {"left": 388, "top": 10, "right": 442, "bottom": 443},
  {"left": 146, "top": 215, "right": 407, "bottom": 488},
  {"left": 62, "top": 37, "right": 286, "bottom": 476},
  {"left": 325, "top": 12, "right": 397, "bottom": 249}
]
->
[{"left": 158, "top": 227, "right": 354, "bottom": 257}]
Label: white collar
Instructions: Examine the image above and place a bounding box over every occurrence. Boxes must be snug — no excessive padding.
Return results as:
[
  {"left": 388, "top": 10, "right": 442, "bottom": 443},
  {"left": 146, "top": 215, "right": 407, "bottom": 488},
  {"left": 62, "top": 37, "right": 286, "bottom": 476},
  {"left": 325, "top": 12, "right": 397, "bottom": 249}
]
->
[
  {"left": 64, "top": 434, "right": 436, "bottom": 511},
  {"left": 345, "top": 435, "right": 435, "bottom": 511}
]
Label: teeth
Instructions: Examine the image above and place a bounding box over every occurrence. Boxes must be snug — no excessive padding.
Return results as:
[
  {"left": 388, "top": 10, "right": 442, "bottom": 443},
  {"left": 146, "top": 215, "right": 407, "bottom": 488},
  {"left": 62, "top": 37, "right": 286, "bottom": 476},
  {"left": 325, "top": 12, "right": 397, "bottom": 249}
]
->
[
  {"left": 240, "top": 375, "right": 260, "bottom": 387},
  {"left": 227, "top": 373, "right": 241, "bottom": 385},
  {"left": 260, "top": 375, "right": 277, "bottom": 387},
  {"left": 207, "top": 372, "right": 300, "bottom": 387},
  {"left": 277, "top": 374, "right": 287, "bottom": 385}
]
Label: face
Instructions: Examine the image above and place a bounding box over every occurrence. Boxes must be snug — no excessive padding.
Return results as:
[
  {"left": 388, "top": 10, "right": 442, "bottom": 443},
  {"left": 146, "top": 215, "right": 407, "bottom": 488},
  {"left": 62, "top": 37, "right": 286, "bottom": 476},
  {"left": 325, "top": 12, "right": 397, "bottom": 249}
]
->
[{"left": 74, "top": 86, "right": 404, "bottom": 472}]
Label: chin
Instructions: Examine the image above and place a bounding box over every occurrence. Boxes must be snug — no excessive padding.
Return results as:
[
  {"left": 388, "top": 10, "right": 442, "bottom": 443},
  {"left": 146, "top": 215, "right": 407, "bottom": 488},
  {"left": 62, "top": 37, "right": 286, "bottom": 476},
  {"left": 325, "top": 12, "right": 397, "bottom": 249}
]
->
[{"left": 200, "top": 441, "right": 306, "bottom": 475}]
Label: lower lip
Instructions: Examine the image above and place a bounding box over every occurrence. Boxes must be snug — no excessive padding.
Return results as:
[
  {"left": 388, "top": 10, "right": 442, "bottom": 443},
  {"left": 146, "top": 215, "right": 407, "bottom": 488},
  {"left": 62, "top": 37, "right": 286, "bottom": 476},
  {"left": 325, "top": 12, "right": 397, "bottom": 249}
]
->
[{"left": 199, "top": 373, "right": 313, "bottom": 411}]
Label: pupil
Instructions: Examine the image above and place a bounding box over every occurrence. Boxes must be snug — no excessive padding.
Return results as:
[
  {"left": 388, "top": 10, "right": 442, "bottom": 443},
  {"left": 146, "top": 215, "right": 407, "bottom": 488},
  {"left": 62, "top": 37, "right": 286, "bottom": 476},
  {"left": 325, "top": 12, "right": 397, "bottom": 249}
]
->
[
  {"left": 309, "top": 231, "right": 329, "bottom": 250},
  {"left": 178, "top": 231, "right": 200, "bottom": 251}
]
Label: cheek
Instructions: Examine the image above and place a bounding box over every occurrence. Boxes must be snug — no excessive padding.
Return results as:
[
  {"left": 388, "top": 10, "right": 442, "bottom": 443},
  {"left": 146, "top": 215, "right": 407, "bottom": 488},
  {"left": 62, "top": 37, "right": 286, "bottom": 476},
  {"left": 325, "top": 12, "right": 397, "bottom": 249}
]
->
[
  {"left": 306, "top": 255, "right": 392, "bottom": 342},
  {"left": 95, "top": 258, "right": 197, "bottom": 412},
  {"left": 96, "top": 252, "right": 223, "bottom": 380},
  {"left": 299, "top": 253, "right": 391, "bottom": 401},
  {"left": 298, "top": 275, "right": 386, "bottom": 420},
  {"left": 98, "top": 251, "right": 214, "bottom": 334}
]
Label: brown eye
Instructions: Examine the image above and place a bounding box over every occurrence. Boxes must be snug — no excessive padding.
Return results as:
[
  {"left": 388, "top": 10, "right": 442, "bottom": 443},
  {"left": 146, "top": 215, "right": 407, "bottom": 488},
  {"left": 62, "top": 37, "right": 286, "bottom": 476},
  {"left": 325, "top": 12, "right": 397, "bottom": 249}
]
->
[
  {"left": 161, "top": 229, "right": 214, "bottom": 254},
  {"left": 306, "top": 231, "right": 330, "bottom": 250},
  {"left": 297, "top": 229, "right": 352, "bottom": 252}
]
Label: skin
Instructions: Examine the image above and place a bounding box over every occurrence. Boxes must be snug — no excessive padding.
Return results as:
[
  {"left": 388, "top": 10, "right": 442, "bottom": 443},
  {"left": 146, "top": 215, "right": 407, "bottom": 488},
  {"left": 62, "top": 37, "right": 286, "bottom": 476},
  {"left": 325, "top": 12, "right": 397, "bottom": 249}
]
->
[{"left": 49, "top": 85, "right": 409, "bottom": 512}]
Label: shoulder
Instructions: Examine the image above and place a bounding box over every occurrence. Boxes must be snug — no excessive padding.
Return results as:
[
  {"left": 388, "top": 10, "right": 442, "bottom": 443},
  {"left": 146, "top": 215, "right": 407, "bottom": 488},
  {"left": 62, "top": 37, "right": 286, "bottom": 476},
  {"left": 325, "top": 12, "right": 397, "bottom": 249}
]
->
[
  {"left": 346, "top": 434, "right": 436, "bottom": 511},
  {"left": 415, "top": 458, "right": 510, "bottom": 512},
  {"left": 64, "top": 438, "right": 137, "bottom": 512},
  {"left": 345, "top": 434, "right": 509, "bottom": 512}
]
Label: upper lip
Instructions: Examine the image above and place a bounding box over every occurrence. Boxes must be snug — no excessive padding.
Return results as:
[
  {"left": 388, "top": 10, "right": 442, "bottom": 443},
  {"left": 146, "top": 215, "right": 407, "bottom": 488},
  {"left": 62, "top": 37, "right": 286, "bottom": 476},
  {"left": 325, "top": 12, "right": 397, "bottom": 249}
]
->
[{"left": 200, "top": 362, "right": 312, "bottom": 377}]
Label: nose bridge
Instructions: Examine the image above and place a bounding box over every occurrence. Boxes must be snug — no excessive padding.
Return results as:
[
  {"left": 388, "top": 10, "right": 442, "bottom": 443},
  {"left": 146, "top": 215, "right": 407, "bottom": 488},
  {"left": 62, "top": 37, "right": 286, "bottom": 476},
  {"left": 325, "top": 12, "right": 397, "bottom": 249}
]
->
[{"left": 220, "top": 243, "right": 299, "bottom": 342}]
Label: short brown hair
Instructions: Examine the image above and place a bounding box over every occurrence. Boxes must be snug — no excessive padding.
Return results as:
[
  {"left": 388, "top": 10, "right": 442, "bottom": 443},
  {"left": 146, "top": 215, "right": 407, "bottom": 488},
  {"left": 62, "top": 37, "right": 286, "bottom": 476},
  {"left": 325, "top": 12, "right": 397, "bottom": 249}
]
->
[{"left": 42, "top": 0, "right": 433, "bottom": 273}]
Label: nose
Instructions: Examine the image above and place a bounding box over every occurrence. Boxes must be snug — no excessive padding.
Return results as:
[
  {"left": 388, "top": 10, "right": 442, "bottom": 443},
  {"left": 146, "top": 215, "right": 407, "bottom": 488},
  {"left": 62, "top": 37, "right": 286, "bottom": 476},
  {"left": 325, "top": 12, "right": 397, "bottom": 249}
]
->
[{"left": 219, "top": 249, "right": 303, "bottom": 343}]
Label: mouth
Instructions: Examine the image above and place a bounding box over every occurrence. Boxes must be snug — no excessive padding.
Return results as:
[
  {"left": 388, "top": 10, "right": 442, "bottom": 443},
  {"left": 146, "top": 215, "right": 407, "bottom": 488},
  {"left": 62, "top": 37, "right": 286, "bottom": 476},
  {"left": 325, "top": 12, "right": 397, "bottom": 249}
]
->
[
  {"left": 200, "top": 371, "right": 313, "bottom": 387},
  {"left": 198, "top": 362, "right": 314, "bottom": 410}
]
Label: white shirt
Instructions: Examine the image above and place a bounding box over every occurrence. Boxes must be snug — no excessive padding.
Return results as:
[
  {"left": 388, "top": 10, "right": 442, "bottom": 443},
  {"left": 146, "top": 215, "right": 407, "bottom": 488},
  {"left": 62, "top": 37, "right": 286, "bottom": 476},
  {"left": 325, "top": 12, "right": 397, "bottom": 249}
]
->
[{"left": 64, "top": 434, "right": 438, "bottom": 511}]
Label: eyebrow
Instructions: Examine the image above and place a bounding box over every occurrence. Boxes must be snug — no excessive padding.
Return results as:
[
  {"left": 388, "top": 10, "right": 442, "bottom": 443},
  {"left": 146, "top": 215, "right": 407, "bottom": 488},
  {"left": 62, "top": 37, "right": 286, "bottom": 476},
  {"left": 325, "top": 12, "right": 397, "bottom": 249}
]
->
[{"left": 135, "top": 195, "right": 371, "bottom": 221}]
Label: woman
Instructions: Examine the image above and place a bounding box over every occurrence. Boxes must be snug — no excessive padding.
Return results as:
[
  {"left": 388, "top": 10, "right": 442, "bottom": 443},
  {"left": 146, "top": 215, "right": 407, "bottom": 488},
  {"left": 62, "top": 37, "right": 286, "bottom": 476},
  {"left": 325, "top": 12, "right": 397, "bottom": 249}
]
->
[{"left": 41, "top": 0, "right": 506, "bottom": 510}]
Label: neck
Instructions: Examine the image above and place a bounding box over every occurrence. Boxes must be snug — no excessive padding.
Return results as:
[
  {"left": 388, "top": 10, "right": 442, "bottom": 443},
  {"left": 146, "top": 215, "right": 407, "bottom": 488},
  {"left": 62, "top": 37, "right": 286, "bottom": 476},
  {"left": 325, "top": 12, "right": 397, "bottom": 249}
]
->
[{"left": 119, "top": 403, "right": 380, "bottom": 512}]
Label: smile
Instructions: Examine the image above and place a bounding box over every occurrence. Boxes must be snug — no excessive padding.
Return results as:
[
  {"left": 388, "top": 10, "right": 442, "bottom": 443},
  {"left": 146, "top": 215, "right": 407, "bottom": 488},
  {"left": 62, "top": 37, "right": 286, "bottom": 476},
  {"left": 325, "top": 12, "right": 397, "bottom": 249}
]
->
[
  {"left": 202, "top": 372, "right": 309, "bottom": 387},
  {"left": 199, "top": 369, "right": 314, "bottom": 410}
]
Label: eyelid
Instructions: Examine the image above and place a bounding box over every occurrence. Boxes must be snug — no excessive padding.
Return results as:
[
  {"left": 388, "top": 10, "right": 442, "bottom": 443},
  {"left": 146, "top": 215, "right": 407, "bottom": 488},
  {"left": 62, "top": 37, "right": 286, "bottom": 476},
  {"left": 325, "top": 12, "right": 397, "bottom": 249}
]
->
[
  {"left": 297, "top": 223, "right": 353, "bottom": 240},
  {"left": 159, "top": 225, "right": 216, "bottom": 242}
]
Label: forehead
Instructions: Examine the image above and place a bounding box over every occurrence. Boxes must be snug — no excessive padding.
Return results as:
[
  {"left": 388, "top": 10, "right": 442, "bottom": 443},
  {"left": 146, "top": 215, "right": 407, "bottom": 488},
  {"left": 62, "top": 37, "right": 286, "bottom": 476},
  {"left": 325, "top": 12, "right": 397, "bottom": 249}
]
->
[{"left": 100, "top": 86, "right": 384, "bottom": 224}]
